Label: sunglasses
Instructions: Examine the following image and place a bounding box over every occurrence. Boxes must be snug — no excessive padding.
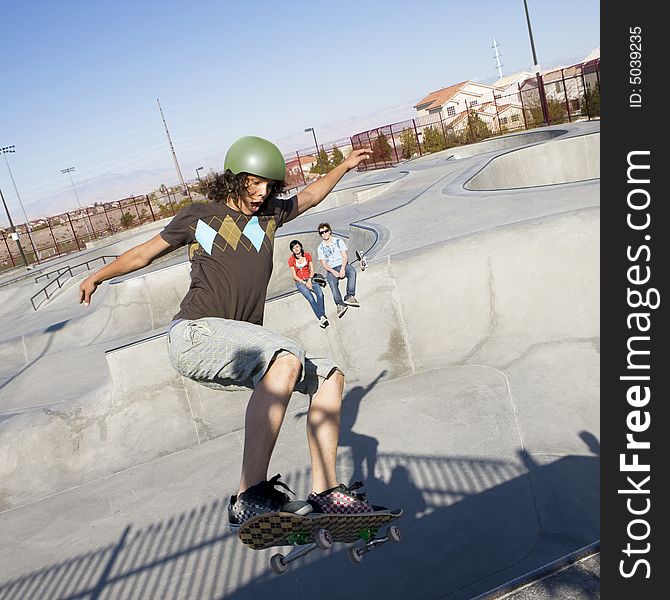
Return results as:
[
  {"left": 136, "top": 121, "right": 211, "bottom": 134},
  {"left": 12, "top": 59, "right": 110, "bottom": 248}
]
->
[{"left": 319, "top": 230, "right": 330, "bottom": 235}]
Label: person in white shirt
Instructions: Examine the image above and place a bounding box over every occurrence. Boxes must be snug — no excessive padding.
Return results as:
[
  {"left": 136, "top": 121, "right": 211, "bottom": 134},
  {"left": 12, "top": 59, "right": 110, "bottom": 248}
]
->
[{"left": 316, "top": 222, "right": 359, "bottom": 318}]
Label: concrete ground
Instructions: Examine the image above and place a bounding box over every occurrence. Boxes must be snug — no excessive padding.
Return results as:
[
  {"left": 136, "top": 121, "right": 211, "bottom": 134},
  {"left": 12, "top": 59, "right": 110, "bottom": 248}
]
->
[{"left": 0, "top": 121, "right": 600, "bottom": 599}]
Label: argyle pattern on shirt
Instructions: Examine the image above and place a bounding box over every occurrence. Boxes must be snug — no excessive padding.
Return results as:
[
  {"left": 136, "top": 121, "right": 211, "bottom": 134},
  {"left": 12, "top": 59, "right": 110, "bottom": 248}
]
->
[{"left": 189, "top": 212, "right": 278, "bottom": 257}]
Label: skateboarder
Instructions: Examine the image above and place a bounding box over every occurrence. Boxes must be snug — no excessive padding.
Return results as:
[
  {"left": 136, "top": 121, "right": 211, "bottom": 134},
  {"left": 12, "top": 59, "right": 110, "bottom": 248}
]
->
[
  {"left": 287, "top": 239, "right": 329, "bottom": 328},
  {"left": 79, "top": 136, "right": 382, "bottom": 528},
  {"left": 316, "top": 222, "right": 359, "bottom": 318}
]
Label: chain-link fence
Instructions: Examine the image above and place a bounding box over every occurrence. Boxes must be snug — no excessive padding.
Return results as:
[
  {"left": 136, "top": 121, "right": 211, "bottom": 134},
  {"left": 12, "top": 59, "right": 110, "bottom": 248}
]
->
[
  {"left": 349, "top": 60, "right": 600, "bottom": 172},
  {"left": 1, "top": 189, "right": 201, "bottom": 272},
  {"left": 2, "top": 60, "right": 599, "bottom": 273}
]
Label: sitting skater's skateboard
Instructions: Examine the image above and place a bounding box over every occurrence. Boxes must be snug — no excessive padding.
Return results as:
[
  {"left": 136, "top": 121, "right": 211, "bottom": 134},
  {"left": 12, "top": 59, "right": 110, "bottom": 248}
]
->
[
  {"left": 238, "top": 509, "right": 403, "bottom": 574},
  {"left": 312, "top": 272, "right": 327, "bottom": 287},
  {"left": 354, "top": 250, "right": 368, "bottom": 271}
]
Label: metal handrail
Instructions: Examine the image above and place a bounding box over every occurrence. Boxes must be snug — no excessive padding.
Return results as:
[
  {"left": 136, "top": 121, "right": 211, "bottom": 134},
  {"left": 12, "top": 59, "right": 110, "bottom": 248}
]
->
[{"left": 30, "top": 255, "right": 118, "bottom": 310}]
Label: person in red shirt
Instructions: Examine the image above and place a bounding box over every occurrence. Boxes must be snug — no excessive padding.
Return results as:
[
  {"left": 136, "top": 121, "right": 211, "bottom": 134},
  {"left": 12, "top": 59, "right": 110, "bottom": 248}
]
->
[{"left": 288, "top": 239, "right": 328, "bottom": 328}]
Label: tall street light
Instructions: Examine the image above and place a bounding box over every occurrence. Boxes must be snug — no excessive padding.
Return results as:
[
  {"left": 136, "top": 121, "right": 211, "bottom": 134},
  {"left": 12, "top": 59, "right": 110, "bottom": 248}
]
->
[
  {"left": 61, "top": 166, "right": 93, "bottom": 238},
  {"left": 0, "top": 185, "right": 29, "bottom": 268},
  {"left": 522, "top": 0, "right": 550, "bottom": 125},
  {"left": 304, "top": 127, "right": 320, "bottom": 159},
  {"left": 1, "top": 145, "right": 40, "bottom": 262},
  {"left": 196, "top": 166, "right": 204, "bottom": 181}
]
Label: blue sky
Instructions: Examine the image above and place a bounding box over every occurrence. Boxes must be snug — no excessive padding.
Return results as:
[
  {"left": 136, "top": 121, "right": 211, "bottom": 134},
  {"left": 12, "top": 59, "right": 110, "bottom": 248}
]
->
[{"left": 0, "top": 0, "right": 599, "bottom": 225}]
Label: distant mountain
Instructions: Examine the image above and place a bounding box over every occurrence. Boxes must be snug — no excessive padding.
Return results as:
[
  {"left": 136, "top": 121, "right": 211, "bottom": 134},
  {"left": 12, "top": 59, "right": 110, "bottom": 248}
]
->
[
  {"left": 23, "top": 167, "right": 186, "bottom": 220},
  {"left": 18, "top": 101, "right": 418, "bottom": 223}
]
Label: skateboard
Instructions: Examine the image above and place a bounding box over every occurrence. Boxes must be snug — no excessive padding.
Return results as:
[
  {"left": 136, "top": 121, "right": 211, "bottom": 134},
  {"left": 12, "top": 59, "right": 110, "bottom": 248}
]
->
[
  {"left": 238, "top": 509, "right": 403, "bottom": 574},
  {"left": 354, "top": 250, "right": 368, "bottom": 271},
  {"left": 312, "top": 272, "right": 327, "bottom": 287}
]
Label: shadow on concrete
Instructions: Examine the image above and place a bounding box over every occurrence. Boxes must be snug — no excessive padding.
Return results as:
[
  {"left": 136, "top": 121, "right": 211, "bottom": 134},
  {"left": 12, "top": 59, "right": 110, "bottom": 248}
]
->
[
  {"left": 0, "top": 438, "right": 599, "bottom": 599},
  {"left": 0, "top": 321, "right": 68, "bottom": 404}
]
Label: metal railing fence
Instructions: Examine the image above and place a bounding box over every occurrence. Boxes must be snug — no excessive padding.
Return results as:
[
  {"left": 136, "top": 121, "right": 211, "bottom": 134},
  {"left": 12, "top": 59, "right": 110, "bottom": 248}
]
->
[
  {"left": 30, "top": 255, "right": 118, "bottom": 310},
  {"left": 2, "top": 60, "right": 599, "bottom": 272}
]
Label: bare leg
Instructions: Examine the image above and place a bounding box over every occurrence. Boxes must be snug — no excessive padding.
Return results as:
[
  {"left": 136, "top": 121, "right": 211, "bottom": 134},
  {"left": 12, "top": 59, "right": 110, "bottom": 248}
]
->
[
  {"left": 238, "top": 353, "right": 302, "bottom": 494},
  {"left": 307, "top": 370, "right": 344, "bottom": 493}
]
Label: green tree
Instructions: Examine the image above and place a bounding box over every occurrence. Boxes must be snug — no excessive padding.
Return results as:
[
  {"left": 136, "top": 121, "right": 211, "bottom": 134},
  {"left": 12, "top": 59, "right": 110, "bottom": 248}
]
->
[
  {"left": 583, "top": 84, "right": 600, "bottom": 118},
  {"left": 310, "top": 147, "right": 331, "bottom": 175},
  {"left": 399, "top": 128, "right": 418, "bottom": 159},
  {"left": 120, "top": 212, "right": 136, "bottom": 227},
  {"left": 158, "top": 203, "right": 173, "bottom": 218},
  {"left": 331, "top": 146, "right": 345, "bottom": 167},
  {"left": 422, "top": 126, "right": 447, "bottom": 153},
  {"left": 371, "top": 133, "right": 393, "bottom": 163},
  {"left": 191, "top": 169, "right": 220, "bottom": 198},
  {"left": 464, "top": 113, "right": 491, "bottom": 143},
  {"left": 527, "top": 97, "right": 568, "bottom": 127}
]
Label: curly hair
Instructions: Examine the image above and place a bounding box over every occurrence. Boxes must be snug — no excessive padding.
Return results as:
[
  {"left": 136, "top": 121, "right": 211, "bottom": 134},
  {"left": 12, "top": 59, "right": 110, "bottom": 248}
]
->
[{"left": 205, "top": 170, "right": 285, "bottom": 209}]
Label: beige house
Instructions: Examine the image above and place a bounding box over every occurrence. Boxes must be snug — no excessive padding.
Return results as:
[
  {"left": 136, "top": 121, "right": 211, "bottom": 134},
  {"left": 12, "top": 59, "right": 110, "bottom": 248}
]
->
[
  {"left": 286, "top": 154, "right": 317, "bottom": 178},
  {"left": 414, "top": 80, "right": 504, "bottom": 122},
  {"left": 414, "top": 80, "right": 528, "bottom": 137}
]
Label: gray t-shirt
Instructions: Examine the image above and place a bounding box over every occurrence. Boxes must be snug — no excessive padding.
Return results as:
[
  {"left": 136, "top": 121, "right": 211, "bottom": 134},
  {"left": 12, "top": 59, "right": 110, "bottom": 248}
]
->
[{"left": 160, "top": 196, "right": 298, "bottom": 325}]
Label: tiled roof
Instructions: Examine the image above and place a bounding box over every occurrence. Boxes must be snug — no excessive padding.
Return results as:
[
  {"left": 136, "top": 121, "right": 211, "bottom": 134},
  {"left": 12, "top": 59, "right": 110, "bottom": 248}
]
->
[{"left": 414, "top": 81, "right": 468, "bottom": 110}]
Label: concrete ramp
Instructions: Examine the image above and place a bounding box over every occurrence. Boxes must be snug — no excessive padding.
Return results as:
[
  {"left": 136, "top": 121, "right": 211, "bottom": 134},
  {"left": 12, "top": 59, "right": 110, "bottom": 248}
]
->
[
  {"left": 0, "top": 207, "right": 599, "bottom": 505},
  {"left": 0, "top": 207, "right": 599, "bottom": 598},
  {"left": 465, "top": 133, "right": 600, "bottom": 189},
  {"left": 0, "top": 124, "right": 599, "bottom": 598}
]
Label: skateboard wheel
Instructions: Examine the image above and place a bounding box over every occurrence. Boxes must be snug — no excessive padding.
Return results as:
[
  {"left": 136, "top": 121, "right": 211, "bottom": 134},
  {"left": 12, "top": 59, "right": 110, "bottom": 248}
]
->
[
  {"left": 348, "top": 546, "right": 364, "bottom": 564},
  {"left": 315, "top": 528, "right": 333, "bottom": 550},
  {"left": 388, "top": 525, "right": 401, "bottom": 543},
  {"left": 270, "top": 553, "right": 288, "bottom": 575}
]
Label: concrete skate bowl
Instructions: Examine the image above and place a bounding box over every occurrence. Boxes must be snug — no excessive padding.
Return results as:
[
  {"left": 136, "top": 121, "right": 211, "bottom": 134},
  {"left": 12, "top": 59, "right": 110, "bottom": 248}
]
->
[
  {"left": 0, "top": 207, "right": 599, "bottom": 598},
  {"left": 408, "top": 128, "right": 567, "bottom": 165},
  {"left": 464, "top": 132, "right": 600, "bottom": 190}
]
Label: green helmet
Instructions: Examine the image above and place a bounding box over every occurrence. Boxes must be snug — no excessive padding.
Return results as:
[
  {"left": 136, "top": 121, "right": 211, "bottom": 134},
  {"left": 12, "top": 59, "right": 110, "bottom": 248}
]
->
[{"left": 223, "top": 136, "right": 286, "bottom": 182}]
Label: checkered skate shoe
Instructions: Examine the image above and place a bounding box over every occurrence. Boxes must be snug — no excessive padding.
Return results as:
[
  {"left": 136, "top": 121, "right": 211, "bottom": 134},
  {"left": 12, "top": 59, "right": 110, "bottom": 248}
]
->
[
  {"left": 307, "top": 482, "right": 388, "bottom": 515},
  {"left": 228, "top": 474, "right": 312, "bottom": 531}
]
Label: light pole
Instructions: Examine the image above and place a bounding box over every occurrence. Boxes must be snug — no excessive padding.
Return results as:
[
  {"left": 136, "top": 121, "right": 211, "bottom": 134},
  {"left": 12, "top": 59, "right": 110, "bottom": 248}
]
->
[
  {"left": 196, "top": 166, "right": 204, "bottom": 181},
  {"left": 61, "top": 166, "right": 93, "bottom": 238},
  {"left": 0, "top": 185, "right": 29, "bottom": 268},
  {"left": 1, "top": 145, "right": 40, "bottom": 262},
  {"left": 522, "top": 0, "right": 550, "bottom": 125},
  {"left": 304, "top": 127, "right": 320, "bottom": 159}
]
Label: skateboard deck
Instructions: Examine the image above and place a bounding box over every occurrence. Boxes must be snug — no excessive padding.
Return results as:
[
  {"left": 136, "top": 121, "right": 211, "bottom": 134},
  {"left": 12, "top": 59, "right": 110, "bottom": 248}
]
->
[
  {"left": 354, "top": 250, "right": 368, "bottom": 271},
  {"left": 239, "top": 509, "right": 402, "bottom": 550},
  {"left": 239, "top": 509, "right": 403, "bottom": 573}
]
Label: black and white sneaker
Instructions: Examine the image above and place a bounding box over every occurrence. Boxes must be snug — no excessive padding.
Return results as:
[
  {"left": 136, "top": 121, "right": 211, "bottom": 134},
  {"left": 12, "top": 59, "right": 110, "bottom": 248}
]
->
[
  {"left": 228, "top": 474, "right": 312, "bottom": 530},
  {"left": 307, "top": 481, "right": 388, "bottom": 514}
]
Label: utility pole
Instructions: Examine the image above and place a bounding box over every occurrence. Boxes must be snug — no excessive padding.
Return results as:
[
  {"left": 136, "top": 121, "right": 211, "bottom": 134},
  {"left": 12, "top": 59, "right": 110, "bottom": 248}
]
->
[
  {"left": 522, "top": 0, "right": 550, "bottom": 126},
  {"left": 492, "top": 37, "right": 504, "bottom": 79},
  {"left": 0, "top": 185, "right": 29, "bottom": 268},
  {"left": 1, "top": 145, "right": 40, "bottom": 261},
  {"left": 157, "top": 98, "right": 190, "bottom": 199}
]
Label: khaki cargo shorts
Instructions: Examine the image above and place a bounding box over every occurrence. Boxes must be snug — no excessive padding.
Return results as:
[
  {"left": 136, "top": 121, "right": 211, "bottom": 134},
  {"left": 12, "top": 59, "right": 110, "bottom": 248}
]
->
[{"left": 167, "top": 317, "right": 342, "bottom": 395}]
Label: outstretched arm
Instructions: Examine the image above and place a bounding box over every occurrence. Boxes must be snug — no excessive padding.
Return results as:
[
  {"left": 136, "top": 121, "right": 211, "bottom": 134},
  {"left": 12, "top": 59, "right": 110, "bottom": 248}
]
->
[
  {"left": 296, "top": 148, "right": 371, "bottom": 215},
  {"left": 79, "top": 233, "right": 174, "bottom": 306}
]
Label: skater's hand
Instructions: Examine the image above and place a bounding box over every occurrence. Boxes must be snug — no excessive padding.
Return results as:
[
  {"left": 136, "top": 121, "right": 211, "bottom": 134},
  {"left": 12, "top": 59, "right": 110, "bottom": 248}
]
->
[
  {"left": 306, "top": 280, "right": 313, "bottom": 290},
  {"left": 343, "top": 148, "right": 372, "bottom": 170},
  {"left": 338, "top": 267, "right": 346, "bottom": 279},
  {"left": 79, "top": 276, "right": 99, "bottom": 306}
]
